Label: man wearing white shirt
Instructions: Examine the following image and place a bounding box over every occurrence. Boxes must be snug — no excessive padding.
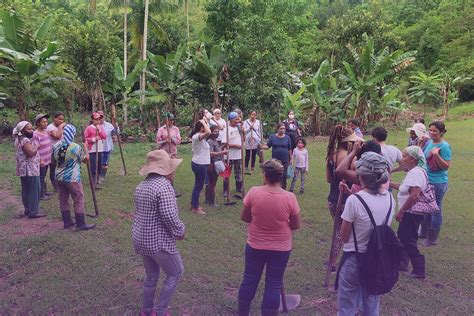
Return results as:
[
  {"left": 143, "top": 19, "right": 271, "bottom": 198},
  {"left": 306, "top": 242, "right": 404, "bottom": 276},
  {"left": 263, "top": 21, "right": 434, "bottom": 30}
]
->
[{"left": 222, "top": 112, "right": 243, "bottom": 196}]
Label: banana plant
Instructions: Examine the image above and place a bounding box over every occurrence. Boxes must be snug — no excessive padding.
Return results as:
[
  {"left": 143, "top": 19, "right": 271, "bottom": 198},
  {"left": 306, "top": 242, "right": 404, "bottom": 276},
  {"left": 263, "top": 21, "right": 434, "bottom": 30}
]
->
[
  {"left": 280, "top": 86, "right": 309, "bottom": 121},
  {"left": 0, "top": 11, "right": 58, "bottom": 119},
  {"left": 187, "top": 44, "right": 228, "bottom": 109},
  {"left": 341, "top": 33, "right": 416, "bottom": 127},
  {"left": 147, "top": 45, "right": 191, "bottom": 115}
]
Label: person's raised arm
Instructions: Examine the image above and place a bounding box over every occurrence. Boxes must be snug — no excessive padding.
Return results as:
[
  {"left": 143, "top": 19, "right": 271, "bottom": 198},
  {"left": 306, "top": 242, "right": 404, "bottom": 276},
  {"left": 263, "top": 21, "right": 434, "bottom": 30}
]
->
[
  {"left": 22, "top": 140, "right": 38, "bottom": 158},
  {"left": 198, "top": 119, "right": 211, "bottom": 141},
  {"left": 335, "top": 140, "right": 363, "bottom": 184},
  {"left": 50, "top": 122, "right": 66, "bottom": 140}
]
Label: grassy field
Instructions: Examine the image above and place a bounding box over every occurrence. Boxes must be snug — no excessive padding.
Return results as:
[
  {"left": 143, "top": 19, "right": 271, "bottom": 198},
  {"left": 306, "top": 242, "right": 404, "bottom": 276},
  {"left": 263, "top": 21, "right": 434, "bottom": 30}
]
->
[{"left": 0, "top": 119, "right": 473, "bottom": 315}]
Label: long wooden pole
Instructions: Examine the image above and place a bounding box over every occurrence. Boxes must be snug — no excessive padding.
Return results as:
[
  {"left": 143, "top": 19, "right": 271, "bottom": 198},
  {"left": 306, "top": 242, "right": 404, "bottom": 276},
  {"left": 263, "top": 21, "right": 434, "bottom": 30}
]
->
[
  {"left": 111, "top": 104, "right": 127, "bottom": 175},
  {"left": 81, "top": 126, "right": 99, "bottom": 217}
]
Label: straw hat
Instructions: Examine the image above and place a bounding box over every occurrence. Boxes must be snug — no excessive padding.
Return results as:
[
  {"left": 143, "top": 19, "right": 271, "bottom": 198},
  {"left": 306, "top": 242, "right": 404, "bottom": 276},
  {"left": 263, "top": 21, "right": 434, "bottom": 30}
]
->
[
  {"left": 139, "top": 150, "right": 183, "bottom": 176},
  {"left": 406, "top": 123, "right": 427, "bottom": 138},
  {"left": 342, "top": 132, "right": 365, "bottom": 143},
  {"left": 34, "top": 113, "right": 49, "bottom": 125}
]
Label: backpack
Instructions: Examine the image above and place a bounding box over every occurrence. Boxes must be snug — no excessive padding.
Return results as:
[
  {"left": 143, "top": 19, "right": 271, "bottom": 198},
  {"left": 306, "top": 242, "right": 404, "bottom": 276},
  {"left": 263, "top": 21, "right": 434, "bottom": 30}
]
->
[{"left": 353, "top": 193, "right": 403, "bottom": 295}]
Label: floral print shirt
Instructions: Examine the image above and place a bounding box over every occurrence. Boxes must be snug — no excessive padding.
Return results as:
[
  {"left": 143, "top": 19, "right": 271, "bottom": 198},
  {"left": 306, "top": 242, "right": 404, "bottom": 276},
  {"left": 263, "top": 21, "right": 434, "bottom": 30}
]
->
[{"left": 15, "top": 137, "right": 40, "bottom": 177}]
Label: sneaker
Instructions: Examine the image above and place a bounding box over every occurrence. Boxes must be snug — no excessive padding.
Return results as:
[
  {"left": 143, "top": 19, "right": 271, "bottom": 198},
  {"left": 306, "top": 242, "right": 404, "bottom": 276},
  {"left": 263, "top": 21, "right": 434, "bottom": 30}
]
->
[
  {"left": 244, "top": 169, "right": 251, "bottom": 175},
  {"left": 44, "top": 191, "right": 55, "bottom": 196},
  {"left": 28, "top": 212, "right": 47, "bottom": 219},
  {"left": 299, "top": 189, "right": 304, "bottom": 194},
  {"left": 323, "top": 261, "right": 336, "bottom": 273}
]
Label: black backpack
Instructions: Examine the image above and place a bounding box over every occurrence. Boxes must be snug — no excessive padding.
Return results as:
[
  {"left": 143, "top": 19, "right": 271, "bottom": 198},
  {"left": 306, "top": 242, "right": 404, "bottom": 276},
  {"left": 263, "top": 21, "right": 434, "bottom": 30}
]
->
[{"left": 353, "top": 193, "right": 403, "bottom": 295}]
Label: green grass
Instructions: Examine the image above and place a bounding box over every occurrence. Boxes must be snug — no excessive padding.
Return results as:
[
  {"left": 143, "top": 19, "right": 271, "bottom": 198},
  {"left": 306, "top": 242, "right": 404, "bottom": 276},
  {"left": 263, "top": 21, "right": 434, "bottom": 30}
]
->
[
  {"left": 445, "top": 102, "right": 474, "bottom": 119},
  {"left": 0, "top": 119, "right": 473, "bottom": 314}
]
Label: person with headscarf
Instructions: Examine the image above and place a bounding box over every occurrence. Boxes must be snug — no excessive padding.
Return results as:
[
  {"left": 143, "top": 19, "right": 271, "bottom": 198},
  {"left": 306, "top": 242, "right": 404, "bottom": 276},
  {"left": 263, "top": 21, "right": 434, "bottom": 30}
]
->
[
  {"left": 13, "top": 121, "right": 45, "bottom": 218},
  {"left": 391, "top": 146, "right": 429, "bottom": 279},
  {"left": 53, "top": 124, "right": 95, "bottom": 230},
  {"left": 338, "top": 152, "right": 394, "bottom": 315}
]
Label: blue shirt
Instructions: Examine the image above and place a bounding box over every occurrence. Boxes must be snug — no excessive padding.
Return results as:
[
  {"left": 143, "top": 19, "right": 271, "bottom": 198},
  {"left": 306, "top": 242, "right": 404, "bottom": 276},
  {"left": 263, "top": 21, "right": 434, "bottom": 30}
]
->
[
  {"left": 267, "top": 134, "right": 291, "bottom": 164},
  {"left": 423, "top": 139, "right": 451, "bottom": 184}
]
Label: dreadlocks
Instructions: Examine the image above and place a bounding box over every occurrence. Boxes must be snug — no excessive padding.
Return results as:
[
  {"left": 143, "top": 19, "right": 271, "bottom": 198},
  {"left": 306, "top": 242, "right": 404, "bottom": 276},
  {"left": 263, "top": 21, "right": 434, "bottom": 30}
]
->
[{"left": 326, "top": 125, "right": 353, "bottom": 167}]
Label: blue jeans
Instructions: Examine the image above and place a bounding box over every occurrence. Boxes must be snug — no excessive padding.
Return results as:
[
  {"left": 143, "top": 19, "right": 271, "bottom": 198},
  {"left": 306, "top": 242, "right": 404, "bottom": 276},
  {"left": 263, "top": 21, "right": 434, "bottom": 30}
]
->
[
  {"left": 338, "top": 253, "right": 380, "bottom": 316},
  {"left": 191, "top": 161, "right": 207, "bottom": 208},
  {"left": 238, "top": 244, "right": 291, "bottom": 310},
  {"left": 142, "top": 251, "right": 184, "bottom": 316},
  {"left": 423, "top": 182, "right": 448, "bottom": 230}
]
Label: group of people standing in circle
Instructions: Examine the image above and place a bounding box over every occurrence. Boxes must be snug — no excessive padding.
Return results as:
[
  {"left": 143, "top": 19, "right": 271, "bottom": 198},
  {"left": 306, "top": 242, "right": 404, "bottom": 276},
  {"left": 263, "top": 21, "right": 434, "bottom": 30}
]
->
[
  {"left": 12, "top": 111, "right": 119, "bottom": 230},
  {"left": 184, "top": 109, "right": 307, "bottom": 215},
  {"left": 325, "top": 118, "right": 451, "bottom": 315}
]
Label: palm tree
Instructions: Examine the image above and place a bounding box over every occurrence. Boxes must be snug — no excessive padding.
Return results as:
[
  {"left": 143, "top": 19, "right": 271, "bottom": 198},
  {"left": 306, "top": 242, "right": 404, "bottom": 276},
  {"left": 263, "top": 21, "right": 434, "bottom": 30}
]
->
[{"left": 109, "top": 0, "right": 177, "bottom": 120}]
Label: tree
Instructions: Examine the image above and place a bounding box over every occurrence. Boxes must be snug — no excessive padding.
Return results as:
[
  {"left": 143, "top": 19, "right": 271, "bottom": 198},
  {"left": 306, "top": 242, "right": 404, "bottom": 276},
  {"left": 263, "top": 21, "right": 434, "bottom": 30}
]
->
[
  {"left": 0, "top": 11, "right": 58, "bottom": 119},
  {"left": 341, "top": 34, "right": 416, "bottom": 127},
  {"left": 148, "top": 45, "right": 191, "bottom": 115},
  {"left": 188, "top": 44, "right": 228, "bottom": 109},
  {"left": 61, "top": 20, "right": 119, "bottom": 112},
  {"left": 408, "top": 72, "right": 442, "bottom": 110}
]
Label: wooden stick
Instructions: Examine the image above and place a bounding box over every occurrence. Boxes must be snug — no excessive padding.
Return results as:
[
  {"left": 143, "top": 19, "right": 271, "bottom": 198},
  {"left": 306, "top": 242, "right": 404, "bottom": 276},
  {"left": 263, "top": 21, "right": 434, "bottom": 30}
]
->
[
  {"left": 165, "top": 117, "right": 172, "bottom": 154},
  {"left": 81, "top": 126, "right": 99, "bottom": 217},
  {"left": 111, "top": 104, "right": 127, "bottom": 175},
  {"left": 95, "top": 128, "right": 99, "bottom": 185}
]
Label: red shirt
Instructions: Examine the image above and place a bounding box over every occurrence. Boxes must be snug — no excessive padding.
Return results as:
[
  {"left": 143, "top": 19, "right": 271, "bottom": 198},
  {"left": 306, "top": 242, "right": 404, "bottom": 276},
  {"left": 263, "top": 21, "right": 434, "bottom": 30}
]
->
[{"left": 243, "top": 185, "right": 300, "bottom": 251}]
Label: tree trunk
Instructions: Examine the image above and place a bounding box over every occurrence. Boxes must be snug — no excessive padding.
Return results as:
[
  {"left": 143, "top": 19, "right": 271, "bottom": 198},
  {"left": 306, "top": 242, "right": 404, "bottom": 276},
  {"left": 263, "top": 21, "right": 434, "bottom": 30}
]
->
[
  {"left": 155, "top": 105, "right": 161, "bottom": 130},
  {"left": 17, "top": 94, "right": 26, "bottom": 120},
  {"left": 123, "top": 0, "right": 129, "bottom": 126},
  {"left": 212, "top": 86, "right": 220, "bottom": 109},
  {"left": 185, "top": 0, "right": 190, "bottom": 45},
  {"left": 64, "top": 97, "right": 72, "bottom": 122},
  {"left": 304, "top": 101, "right": 321, "bottom": 136},
  {"left": 139, "top": 0, "right": 150, "bottom": 123}
]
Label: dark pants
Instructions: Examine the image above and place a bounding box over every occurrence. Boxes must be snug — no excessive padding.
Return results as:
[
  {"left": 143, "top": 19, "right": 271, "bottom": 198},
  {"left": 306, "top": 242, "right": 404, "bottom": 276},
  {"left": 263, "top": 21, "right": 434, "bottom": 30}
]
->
[
  {"left": 49, "top": 158, "right": 58, "bottom": 190},
  {"left": 39, "top": 165, "right": 49, "bottom": 197},
  {"left": 191, "top": 162, "right": 207, "bottom": 208},
  {"left": 20, "top": 176, "right": 41, "bottom": 217},
  {"left": 223, "top": 159, "right": 242, "bottom": 193},
  {"left": 398, "top": 213, "right": 424, "bottom": 270},
  {"left": 245, "top": 149, "right": 258, "bottom": 169},
  {"left": 89, "top": 152, "right": 103, "bottom": 184},
  {"left": 281, "top": 162, "right": 289, "bottom": 190},
  {"left": 100, "top": 151, "right": 111, "bottom": 177},
  {"left": 205, "top": 163, "right": 218, "bottom": 203},
  {"left": 238, "top": 244, "right": 291, "bottom": 310}
]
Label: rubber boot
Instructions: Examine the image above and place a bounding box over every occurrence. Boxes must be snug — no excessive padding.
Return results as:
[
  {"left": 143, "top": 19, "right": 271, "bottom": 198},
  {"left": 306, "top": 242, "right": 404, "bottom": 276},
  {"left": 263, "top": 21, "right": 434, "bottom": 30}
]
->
[
  {"left": 418, "top": 222, "right": 429, "bottom": 239},
  {"left": 261, "top": 307, "right": 279, "bottom": 316},
  {"left": 237, "top": 299, "right": 251, "bottom": 316},
  {"left": 425, "top": 228, "right": 440, "bottom": 247},
  {"left": 399, "top": 250, "right": 409, "bottom": 272},
  {"left": 61, "top": 210, "right": 76, "bottom": 229},
  {"left": 75, "top": 213, "right": 95, "bottom": 231},
  {"left": 236, "top": 181, "right": 243, "bottom": 193},
  {"left": 409, "top": 256, "right": 426, "bottom": 279}
]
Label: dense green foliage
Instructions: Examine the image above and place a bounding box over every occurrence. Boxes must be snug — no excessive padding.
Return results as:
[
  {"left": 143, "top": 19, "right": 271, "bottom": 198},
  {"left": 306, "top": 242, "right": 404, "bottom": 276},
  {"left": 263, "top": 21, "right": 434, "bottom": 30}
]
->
[{"left": 0, "top": 0, "right": 472, "bottom": 132}]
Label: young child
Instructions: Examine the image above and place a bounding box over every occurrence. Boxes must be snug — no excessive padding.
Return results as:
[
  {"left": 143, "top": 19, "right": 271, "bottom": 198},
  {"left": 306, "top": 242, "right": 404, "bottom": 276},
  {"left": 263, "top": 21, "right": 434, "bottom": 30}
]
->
[
  {"left": 289, "top": 137, "right": 309, "bottom": 193},
  {"left": 348, "top": 118, "right": 363, "bottom": 138}
]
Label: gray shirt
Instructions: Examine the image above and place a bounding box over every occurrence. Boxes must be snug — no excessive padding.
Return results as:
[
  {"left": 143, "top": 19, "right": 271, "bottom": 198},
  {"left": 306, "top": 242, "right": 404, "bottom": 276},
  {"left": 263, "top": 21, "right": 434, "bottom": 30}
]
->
[{"left": 381, "top": 144, "right": 402, "bottom": 170}]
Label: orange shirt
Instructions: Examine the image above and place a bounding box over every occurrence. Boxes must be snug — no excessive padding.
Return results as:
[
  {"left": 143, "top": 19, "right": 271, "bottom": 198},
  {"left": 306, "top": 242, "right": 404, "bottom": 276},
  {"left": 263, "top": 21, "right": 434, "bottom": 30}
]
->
[{"left": 243, "top": 185, "right": 300, "bottom": 251}]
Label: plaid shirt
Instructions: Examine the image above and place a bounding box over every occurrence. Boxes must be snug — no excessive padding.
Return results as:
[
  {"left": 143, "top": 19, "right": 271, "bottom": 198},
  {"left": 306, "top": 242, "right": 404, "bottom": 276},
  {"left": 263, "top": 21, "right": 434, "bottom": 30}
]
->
[{"left": 132, "top": 174, "right": 185, "bottom": 255}]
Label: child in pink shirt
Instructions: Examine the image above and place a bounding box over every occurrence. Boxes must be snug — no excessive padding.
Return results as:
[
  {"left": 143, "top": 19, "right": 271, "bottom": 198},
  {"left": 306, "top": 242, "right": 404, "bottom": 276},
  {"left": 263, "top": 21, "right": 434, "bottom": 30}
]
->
[{"left": 290, "top": 137, "right": 309, "bottom": 194}]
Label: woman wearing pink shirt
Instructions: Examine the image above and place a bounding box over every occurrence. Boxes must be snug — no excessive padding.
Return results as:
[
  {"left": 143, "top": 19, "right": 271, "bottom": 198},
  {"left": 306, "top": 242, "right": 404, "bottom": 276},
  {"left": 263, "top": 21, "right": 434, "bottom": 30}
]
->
[
  {"left": 238, "top": 159, "right": 301, "bottom": 316},
  {"left": 33, "top": 114, "right": 53, "bottom": 200},
  {"left": 84, "top": 112, "right": 107, "bottom": 186}
]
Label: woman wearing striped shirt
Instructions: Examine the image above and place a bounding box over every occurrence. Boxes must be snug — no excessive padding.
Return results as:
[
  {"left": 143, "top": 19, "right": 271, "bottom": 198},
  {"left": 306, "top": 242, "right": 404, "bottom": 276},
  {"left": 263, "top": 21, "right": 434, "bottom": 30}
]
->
[{"left": 33, "top": 114, "right": 53, "bottom": 200}]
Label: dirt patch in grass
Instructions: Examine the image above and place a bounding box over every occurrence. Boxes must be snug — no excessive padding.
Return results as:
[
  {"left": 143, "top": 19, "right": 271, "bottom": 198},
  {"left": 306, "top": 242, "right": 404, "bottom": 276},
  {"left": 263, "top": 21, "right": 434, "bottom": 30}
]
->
[{"left": 0, "top": 183, "right": 63, "bottom": 240}]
